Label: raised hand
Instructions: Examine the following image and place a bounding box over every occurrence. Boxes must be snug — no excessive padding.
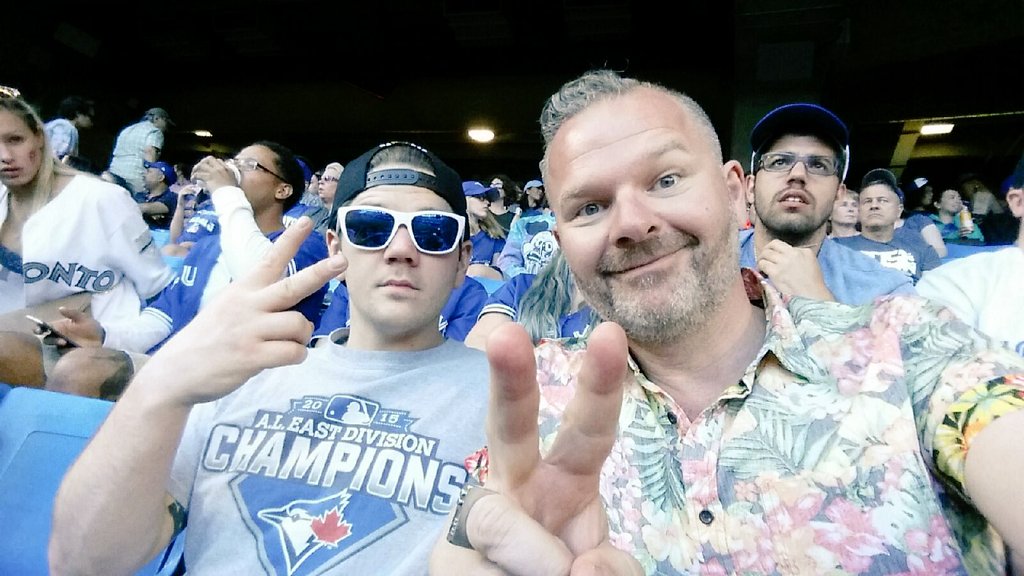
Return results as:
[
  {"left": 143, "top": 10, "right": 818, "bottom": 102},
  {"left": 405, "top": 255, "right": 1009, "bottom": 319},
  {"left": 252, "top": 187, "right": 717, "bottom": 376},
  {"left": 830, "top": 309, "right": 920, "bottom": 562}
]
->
[
  {"left": 138, "top": 217, "right": 345, "bottom": 406},
  {"left": 430, "top": 321, "right": 643, "bottom": 576}
]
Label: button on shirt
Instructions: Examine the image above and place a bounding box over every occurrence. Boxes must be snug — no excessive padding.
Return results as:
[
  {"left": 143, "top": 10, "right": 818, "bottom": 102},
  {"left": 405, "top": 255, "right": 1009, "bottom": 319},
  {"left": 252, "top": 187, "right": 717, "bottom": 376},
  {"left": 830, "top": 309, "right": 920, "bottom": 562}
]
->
[{"left": 532, "top": 269, "right": 1024, "bottom": 575}]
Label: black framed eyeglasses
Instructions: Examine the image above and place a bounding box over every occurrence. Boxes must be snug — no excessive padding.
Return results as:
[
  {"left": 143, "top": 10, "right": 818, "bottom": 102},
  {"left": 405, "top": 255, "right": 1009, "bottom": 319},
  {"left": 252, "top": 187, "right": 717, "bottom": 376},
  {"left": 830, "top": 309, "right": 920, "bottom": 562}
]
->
[
  {"left": 336, "top": 206, "right": 466, "bottom": 255},
  {"left": 757, "top": 152, "right": 840, "bottom": 177},
  {"left": 230, "top": 157, "right": 288, "bottom": 183}
]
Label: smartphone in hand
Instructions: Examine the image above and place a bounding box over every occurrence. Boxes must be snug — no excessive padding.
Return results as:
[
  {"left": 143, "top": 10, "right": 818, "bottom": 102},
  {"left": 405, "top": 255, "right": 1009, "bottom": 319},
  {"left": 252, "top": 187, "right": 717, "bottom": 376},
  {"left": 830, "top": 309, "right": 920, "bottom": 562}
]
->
[{"left": 25, "top": 315, "right": 81, "bottom": 348}]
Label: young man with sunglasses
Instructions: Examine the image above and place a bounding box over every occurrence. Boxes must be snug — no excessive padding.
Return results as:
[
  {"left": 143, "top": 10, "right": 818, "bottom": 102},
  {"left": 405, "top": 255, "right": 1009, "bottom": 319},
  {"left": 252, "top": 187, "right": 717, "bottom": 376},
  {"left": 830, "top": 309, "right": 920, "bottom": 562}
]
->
[
  {"left": 51, "top": 142, "right": 491, "bottom": 576},
  {"left": 742, "top": 103, "right": 915, "bottom": 305}
]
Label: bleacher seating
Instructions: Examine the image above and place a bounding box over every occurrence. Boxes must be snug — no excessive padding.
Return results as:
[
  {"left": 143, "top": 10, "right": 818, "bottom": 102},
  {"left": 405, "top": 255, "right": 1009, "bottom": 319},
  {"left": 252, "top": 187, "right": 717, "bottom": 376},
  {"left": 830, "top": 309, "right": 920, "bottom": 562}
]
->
[
  {"left": 0, "top": 387, "right": 183, "bottom": 575},
  {"left": 940, "top": 242, "right": 1012, "bottom": 264}
]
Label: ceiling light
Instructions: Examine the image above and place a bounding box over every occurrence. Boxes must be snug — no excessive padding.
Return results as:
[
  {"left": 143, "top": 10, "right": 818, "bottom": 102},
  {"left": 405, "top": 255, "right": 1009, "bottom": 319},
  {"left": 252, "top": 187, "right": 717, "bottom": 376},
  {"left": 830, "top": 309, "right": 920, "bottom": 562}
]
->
[
  {"left": 193, "top": 130, "right": 213, "bottom": 138},
  {"left": 468, "top": 128, "right": 495, "bottom": 143},
  {"left": 920, "top": 123, "right": 954, "bottom": 135}
]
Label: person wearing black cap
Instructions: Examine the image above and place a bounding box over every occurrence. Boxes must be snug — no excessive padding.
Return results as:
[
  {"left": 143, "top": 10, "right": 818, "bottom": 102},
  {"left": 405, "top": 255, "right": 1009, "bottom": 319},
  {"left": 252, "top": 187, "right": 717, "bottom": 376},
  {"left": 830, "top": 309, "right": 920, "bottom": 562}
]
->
[
  {"left": 741, "top": 102, "right": 915, "bottom": 304},
  {"left": 51, "top": 142, "right": 491, "bottom": 576},
  {"left": 833, "top": 168, "right": 942, "bottom": 284},
  {"left": 107, "top": 106, "right": 174, "bottom": 194}
]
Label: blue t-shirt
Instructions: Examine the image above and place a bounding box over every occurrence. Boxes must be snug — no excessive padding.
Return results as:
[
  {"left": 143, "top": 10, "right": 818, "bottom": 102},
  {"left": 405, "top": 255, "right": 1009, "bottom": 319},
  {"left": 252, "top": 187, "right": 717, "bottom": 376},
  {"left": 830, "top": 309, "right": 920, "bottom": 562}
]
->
[
  {"left": 470, "top": 231, "right": 506, "bottom": 266},
  {"left": 133, "top": 188, "right": 179, "bottom": 230},
  {"left": 738, "top": 229, "right": 915, "bottom": 305},
  {"left": 833, "top": 233, "right": 941, "bottom": 284},
  {"left": 314, "top": 276, "right": 488, "bottom": 342}
]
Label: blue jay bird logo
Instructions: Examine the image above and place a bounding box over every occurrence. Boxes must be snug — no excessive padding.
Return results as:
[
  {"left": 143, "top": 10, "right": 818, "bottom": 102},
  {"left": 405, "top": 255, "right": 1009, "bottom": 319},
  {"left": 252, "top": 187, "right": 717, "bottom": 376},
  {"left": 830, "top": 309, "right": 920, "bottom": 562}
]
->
[{"left": 257, "top": 490, "right": 355, "bottom": 575}]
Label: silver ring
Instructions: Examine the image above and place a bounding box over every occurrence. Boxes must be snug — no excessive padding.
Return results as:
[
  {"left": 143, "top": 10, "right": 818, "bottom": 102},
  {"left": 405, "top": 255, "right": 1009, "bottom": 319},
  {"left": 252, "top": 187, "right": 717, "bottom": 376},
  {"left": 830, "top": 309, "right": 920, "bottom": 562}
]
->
[{"left": 446, "top": 483, "right": 498, "bottom": 550}]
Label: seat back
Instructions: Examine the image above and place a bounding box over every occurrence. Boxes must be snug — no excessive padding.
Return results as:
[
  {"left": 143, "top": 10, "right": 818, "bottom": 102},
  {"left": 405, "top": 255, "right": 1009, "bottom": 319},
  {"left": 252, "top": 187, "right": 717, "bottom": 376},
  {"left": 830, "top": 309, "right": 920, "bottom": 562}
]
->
[
  {"left": 0, "top": 387, "right": 183, "bottom": 575},
  {"left": 0, "top": 387, "right": 115, "bottom": 575}
]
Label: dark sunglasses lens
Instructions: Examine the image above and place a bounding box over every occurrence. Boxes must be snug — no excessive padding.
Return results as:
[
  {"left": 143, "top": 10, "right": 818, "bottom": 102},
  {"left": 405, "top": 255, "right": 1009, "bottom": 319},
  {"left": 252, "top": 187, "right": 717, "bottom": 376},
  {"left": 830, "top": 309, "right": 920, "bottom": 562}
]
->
[
  {"left": 345, "top": 209, "right": 395, "bottom": 248},
  {"left": 411, "top": 214, "right": 460, "bottom": 253}
]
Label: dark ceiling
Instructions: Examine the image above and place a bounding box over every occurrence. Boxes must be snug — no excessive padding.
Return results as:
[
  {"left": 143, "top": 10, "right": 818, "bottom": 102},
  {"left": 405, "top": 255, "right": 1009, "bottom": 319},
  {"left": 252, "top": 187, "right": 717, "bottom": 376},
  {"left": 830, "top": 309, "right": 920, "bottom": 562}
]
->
[{"left": 5, "top": 0, "right": 1023, "bottom": 189}]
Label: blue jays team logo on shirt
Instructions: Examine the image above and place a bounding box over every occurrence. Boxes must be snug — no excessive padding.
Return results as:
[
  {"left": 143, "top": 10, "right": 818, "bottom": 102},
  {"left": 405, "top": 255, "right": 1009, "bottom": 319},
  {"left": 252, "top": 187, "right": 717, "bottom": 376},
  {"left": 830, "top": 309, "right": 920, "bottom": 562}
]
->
[{"left": 205, "top": 394, "right": 467, "bottom": 576}]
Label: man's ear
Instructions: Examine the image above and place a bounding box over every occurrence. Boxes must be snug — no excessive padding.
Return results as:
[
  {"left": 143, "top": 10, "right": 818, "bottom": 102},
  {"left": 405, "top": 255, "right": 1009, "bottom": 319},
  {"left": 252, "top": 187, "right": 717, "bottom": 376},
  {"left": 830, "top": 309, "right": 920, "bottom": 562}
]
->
[
  {"left": 452, "top": 241, "right": 472, "bottom": 288},
  {"left": 835, "top": 182, "right": 847, "bottom": 202},
  {"left": 275, "top": 183, "right": 294, "bottom": 202},
  {"left": 1007, "top": 187, "right": 1024, "bottom": 219},
  {"left": 325, "top": 228, "right": 342, "bottom": 257}
]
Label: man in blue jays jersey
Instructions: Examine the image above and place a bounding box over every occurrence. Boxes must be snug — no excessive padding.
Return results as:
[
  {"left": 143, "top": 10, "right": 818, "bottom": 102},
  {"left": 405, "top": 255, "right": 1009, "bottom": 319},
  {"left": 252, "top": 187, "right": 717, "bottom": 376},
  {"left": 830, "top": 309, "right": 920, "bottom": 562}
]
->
[
  {"left": 51, "top": 141, "right": 491, "bottom": 575},
  {"left": 47, "top": 141, "right": 327, "bottom": 399}
]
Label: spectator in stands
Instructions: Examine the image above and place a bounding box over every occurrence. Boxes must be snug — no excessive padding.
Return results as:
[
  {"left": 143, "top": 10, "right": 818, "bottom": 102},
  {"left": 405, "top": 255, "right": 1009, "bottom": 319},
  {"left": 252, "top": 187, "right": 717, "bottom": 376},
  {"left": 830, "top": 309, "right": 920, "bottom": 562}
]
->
[
  {"left": 827, "top": 188, "right": 859, "bottom": 237},
  {"left": 517, "top": 179, "right": 548, "bottom": 219},
  {"left": 931, "top": 188, "right": 986, "bottom": 245},
  {"left": 918, "top": 160, "right": 1024, "bottom": 356},
  {"left": 487, "top": 174, "right": 520, "bottom": 232},
  {"left": 834, "top": 168, "right": 940, "bottom": 283},
  {"left": 107, "top": 107, "right": 173, "bottom": 194},
  {"left": 742, "top": 103, "right": 914, "bottom": 304},
  {"left": 0, "top": 86, "right": 173, "bottom": 387},
  {"left": 134, "top": 160, "right": 178, "bottom": 230},
  {"left": 464, "top": 250, "right": 595, "bottom": 350},
  {"left": 462, "top": 180, "right": 506, "bottom": 280},
  {"left": 977, "top": 173, "right": 1021, "bottom": 245},
  {"left": 428, "top": 67, "right": 1024, "bottom": 576},
  {"left": 51, "top": 141, "right": 491, "bottom": 576},
  {"left": 46, "top": 140, "right": 326, "bottom": 399},
  {"left": 898, "top": 176, "right": 947, "bottom": 257},
  {"left": 495, "top": 203, "right": 558, "bottom": 280},
  {"left": 43, "top": 95, "right": 95, "bottom": 161},
  {"left": 960, "top": 173, "right": 1006, "bottom": 222}
]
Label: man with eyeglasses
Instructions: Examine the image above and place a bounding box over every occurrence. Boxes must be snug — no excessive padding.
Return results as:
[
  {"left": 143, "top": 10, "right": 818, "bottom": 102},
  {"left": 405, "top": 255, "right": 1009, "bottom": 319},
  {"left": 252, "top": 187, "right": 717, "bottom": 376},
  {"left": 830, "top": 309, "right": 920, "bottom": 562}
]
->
[
  {"left": 44, "top": 141, "right": 329, "bottom": 399},
  {"left": 51, "top": 142, "right": 491, "bottom": 576},
  {"left": 741, "top": 103, "right": 915, "bottom": 305}
]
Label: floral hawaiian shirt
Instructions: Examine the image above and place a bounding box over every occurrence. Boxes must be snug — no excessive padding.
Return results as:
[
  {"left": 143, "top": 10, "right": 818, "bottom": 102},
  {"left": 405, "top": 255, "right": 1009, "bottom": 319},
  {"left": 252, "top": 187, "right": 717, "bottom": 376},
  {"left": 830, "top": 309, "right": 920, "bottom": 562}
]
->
[{"left": 530, "top": 271, "right": 1024, "bottom": 575}]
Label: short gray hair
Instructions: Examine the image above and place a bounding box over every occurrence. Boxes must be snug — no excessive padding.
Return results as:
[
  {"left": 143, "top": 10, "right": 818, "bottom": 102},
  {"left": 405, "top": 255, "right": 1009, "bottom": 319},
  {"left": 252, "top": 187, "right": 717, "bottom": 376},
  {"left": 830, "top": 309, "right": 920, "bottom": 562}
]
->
[{"left": 538, "top": 69, "right": 722, "bottom": 176}]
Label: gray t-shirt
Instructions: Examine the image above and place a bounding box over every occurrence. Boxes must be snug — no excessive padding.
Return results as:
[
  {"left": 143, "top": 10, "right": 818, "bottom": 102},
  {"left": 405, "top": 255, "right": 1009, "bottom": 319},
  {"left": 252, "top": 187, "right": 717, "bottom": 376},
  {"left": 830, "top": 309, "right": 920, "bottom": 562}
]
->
[{"left": 170, "top": 339, "right": 490, "bottom": 575}]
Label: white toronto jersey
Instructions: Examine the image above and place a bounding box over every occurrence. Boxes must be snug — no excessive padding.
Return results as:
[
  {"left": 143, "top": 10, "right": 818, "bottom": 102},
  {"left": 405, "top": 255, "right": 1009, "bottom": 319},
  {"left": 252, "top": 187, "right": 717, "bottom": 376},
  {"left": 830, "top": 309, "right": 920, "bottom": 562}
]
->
[{"left": 0, "top": 175, "right": 174, "bottom": 323}]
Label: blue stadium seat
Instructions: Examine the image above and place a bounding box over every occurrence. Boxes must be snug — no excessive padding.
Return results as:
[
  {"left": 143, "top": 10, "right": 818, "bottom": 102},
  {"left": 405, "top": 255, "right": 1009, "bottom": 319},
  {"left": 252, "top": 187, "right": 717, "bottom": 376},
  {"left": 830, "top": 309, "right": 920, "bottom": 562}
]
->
[
  {"left": 940, "top": 242, "right": 1012, "bottom": 264},
  {"left": 473, "top": 276, "right": 506, "bottom": 295},
  {"left": 0, "top": 387, "right": 183, "bottom": 575}
]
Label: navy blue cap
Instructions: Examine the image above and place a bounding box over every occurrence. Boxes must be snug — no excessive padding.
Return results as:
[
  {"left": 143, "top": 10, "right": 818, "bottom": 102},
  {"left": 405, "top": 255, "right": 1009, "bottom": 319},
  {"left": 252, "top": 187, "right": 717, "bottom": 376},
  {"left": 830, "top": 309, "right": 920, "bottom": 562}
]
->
[
  {"left": 143, "top": 160, "right": 177, "bottom": 186},
  {"left": 331, "top": 142, "right": 466, "bottom": 225},
  {"left": 750, "top": 103, "right": 850, "bottom": 180},
  {"left": 463, "top": 181, "right": 500, "bottom": 202}
]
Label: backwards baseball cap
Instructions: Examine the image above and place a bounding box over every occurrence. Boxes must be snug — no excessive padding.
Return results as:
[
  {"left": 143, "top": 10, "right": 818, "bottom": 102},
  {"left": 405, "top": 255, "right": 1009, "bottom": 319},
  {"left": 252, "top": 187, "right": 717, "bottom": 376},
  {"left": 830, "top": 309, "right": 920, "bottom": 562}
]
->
[
  {"left": 462, "top": 181, "right": 500, "bottom": 202},
  {"left": 143, "top": 160, "right": 177, "bottom": 186},
  {"left": 750, "top": 103, "right": 850, "bottom": 181},
  {"left": 524, "top": 179, "right": 544, "bottom": 190},
  {"left": 331, "top": 141, "right": 466, "bottom": 225},
  {"left": 861, "top": 168, "right": 903, "bottom": 202},
  {"left": 144, "top": 107, "right": 174, "bottom": 125}
]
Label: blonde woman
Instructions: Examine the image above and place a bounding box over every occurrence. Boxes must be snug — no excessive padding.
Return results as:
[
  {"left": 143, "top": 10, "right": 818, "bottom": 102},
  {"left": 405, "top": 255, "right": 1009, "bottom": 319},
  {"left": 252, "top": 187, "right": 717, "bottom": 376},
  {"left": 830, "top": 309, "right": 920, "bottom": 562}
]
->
[
  {"left": 0, "top": 86, "right": 173, "bottom": 386},
  {"left": 463, "top": 180, "right": 507, "bottom": 280}
]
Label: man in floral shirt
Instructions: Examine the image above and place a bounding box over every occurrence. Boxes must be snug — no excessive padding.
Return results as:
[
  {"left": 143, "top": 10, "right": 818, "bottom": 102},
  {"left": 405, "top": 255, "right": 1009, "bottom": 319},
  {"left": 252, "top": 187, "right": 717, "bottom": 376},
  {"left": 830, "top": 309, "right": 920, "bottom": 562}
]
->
[{"left": 431, "top": 70, "right": 1024, "bottom": 575}]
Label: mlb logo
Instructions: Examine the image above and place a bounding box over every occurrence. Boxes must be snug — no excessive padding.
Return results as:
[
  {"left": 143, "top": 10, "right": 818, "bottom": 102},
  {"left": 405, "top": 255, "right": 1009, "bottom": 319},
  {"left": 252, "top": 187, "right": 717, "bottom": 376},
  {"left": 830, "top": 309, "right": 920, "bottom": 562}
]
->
[{"left": 324, "top": 395, "right": 380, "bottom": 426}]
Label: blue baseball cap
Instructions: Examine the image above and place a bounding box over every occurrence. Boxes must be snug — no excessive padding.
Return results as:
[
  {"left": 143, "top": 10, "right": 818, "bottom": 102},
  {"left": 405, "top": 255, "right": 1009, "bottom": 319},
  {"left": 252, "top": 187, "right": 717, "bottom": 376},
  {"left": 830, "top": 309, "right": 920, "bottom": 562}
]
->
[
  {"left": 143, "top": 160, "right": 177, "bottom": 186},
  {"left": 462, "top": 180, "right": 499, "bottom": 202},
  {"left": 750, "top": 103, "right": 850, "bottom": 181},
  {"left": 524, "top": 179, "right": 544, "bottom": 190}
]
